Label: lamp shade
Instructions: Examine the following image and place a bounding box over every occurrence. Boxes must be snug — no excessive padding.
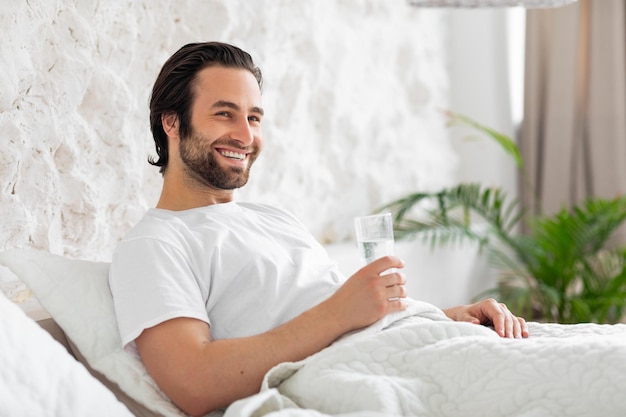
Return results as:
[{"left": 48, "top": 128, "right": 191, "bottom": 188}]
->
[{"left": 408, "top": 0, "right": 577, "bottom": 7}]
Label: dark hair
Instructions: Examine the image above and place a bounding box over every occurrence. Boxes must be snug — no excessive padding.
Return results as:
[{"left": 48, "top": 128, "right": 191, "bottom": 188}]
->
[{"left": 148, "top": 42, "right": 263, "bottom": 173}]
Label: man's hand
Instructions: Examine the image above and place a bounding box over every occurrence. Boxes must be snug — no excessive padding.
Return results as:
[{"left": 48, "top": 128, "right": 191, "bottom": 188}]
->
[
  {"left": 325, "top": 256, "right": 408, "bottom": 331},
  {"left": 443, "top": 298, "right": 529, "bottom": 338}
]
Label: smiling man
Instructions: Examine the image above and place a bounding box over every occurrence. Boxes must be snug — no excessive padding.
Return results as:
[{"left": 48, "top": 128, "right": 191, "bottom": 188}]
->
[
  {"left": 109, "top": 42, "right": 528, "bottom": 417},
  {"left": 159, "top": 68, "right": 263, "bottom": 203}
]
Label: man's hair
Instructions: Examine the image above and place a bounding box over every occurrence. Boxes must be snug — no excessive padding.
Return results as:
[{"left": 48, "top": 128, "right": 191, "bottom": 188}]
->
[{"left": 148, "top": 42, "right": 263, "bottom": 173}]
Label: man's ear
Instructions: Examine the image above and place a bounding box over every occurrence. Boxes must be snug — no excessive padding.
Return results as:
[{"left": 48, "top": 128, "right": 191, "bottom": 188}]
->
[{"left": 161, "top": 113, "right": 179, "bottom": 138}]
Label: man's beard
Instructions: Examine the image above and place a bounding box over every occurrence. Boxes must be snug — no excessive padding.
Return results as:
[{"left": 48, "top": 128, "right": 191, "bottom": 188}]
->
[{"left": 178, "top": 132, "right": 259, "bottom": 190}]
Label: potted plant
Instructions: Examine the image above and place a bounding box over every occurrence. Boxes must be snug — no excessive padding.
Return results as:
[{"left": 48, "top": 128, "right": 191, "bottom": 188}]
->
[{"left": 380, "top": 112, "right": 626, "bottom": 323}]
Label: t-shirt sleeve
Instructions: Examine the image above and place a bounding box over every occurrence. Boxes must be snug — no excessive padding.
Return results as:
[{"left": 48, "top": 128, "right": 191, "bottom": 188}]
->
[{"left": 109, "top": 237, "right": 210, "bottom": 348}]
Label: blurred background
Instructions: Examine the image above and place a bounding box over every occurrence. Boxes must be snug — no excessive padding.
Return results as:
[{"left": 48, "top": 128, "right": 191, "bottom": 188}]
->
[{"left": 1, "top": 1, "right": 623, "bottom": 307}]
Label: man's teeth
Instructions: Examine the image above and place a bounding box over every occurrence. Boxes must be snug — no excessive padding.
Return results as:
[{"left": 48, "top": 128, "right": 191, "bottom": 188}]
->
[{"left": 220, "top": 150, "right": 245, "bottom": 160}]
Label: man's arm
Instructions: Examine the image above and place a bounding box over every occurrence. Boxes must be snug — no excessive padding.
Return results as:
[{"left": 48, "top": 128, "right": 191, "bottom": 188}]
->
[{"left": 135, "top": 256, "right": 408, "bottom": 416}]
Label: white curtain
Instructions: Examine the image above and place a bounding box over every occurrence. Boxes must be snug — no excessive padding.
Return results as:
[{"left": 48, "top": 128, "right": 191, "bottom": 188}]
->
[{"left": 521, "top": 0, "right": 626, "bottom": 222}]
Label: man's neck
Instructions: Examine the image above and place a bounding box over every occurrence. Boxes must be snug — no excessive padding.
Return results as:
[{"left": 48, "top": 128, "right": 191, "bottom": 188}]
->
[{"left": 156, "top": 174, "right": 234, "bottom": 211}]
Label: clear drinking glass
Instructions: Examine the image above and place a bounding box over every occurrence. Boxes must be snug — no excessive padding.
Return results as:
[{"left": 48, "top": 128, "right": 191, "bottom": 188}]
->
[{"left": 354, "top": 212, "right": 395, "bottom": 265}]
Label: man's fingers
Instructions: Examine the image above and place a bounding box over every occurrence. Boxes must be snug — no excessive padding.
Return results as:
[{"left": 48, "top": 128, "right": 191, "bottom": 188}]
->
[
  {"left": 484, "top": 300, "right": 509, "bottom": 337},
  {"left": 382, "top": 271, "right": 406, "bottom": 287},
  {"left": 500, "top": 303, "right": 514, "bottom": 338},
  {"left": 377, "top": 271, "right": 407, "bottom": 302},
  {"left": 497, "top": 303, "right": 528, "bottom": 339},
  {"left": 368, "top": 256, "right": 405, "bottom": 275},
  {"left": 519, "top": 317, "right": 529, "bottom": 338}
]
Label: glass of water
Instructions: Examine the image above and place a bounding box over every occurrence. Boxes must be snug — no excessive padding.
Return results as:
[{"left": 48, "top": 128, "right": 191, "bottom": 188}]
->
[{"left": 354, "top": 212, "right": 395, "bottom": 265}]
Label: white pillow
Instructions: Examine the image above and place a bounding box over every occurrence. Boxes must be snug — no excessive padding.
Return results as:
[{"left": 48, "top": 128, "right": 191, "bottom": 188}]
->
[
  {"left": 0, "top": 249, "right": 197, "bottom": 417},
  {"left": 0, "top": 289, "right": 134, "bottom": 417}
]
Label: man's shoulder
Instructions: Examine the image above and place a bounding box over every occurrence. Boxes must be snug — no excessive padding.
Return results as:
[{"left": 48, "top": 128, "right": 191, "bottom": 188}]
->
[{"left": 122, "top": 208, "right": 187, "bottom": 242}]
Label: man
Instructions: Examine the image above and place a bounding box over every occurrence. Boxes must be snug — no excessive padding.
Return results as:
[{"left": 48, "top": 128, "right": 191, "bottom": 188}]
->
[{"left": 109, "top": 42, "right": 528, "bottom": 417}]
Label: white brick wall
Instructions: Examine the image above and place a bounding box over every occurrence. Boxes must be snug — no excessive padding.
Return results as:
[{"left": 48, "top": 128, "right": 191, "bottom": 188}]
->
[{"left": 0, "top": 0, "right": 456, "bottom": 260}]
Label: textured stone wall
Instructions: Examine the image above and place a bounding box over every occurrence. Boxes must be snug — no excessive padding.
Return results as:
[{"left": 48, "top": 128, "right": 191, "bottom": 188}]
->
[{"left": 0, "top": 0, "right": 456, "bottom": 261}]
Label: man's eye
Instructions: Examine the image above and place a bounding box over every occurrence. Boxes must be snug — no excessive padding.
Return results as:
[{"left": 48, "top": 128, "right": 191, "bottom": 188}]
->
[
  {"left": 217, "top": 111, "right": 231, "bottom": 117},
  {"left": 249, "top": 116, "right": 261, "bottom": 123}
]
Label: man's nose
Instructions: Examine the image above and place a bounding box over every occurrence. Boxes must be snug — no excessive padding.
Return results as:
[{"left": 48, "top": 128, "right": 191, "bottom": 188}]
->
[{"left": 231, "top": 118, "right": 255, "bottom": 146}]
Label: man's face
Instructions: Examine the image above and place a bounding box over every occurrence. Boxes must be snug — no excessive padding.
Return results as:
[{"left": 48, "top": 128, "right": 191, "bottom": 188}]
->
[{"left": 178, "top": 66, "right": 264, "bottom": 190}]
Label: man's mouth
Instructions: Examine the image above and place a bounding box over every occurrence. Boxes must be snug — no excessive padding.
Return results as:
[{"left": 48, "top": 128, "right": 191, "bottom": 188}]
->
[{"left": 219, "top": 150, "right": 246, "bottom": 160}]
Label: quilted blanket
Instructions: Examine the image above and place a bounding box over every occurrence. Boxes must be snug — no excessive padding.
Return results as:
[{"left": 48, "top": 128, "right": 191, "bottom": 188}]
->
[{"left": 225, "top": 299, "right": 626, "bottom": 417}]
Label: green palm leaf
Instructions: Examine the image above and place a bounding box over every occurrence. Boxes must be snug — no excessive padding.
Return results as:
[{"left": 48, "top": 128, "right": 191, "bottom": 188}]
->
[{"left": 445, "top": 110, "right": 523, "bottom": 168}]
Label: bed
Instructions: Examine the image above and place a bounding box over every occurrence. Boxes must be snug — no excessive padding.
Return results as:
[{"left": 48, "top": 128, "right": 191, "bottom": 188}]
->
[{"left": 1, "top": 248, "right": 626, "bottom": 417}]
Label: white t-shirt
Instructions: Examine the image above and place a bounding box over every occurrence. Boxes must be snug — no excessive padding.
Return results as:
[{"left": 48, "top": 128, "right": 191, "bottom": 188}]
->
[{"left": 109, "top": 202, "right": 344, "bottom": 347}]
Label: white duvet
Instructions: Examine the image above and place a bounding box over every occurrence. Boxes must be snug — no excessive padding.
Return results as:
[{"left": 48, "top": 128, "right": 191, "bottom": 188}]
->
[{"left": 225, "top": 299, "right": 626, "bottom": 417}]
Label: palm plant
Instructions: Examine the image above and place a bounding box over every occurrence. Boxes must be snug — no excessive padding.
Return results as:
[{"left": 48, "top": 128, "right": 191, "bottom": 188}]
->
[{"left": 380, "top": 112, "right": 626, "bottom": 323}]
